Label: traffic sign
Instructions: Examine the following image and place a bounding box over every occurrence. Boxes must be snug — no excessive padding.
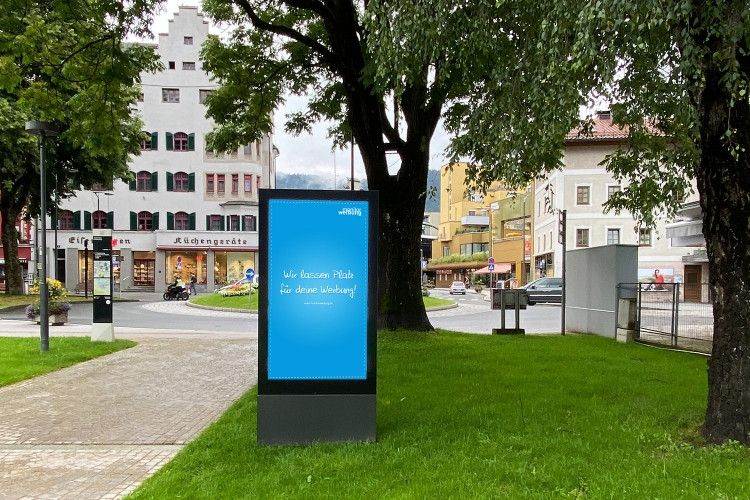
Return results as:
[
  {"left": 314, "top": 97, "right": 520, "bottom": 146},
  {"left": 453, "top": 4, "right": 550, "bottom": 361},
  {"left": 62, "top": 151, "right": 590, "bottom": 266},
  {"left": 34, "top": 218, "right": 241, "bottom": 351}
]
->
[
  {"left": 488, "top": 263, "right": 495, "bottom": 272},
  {"left": 245, "top": 268, "right": 255, "bottom": 281},
  {"left": 488, "top": 257, "right": 495, "bottom": 264}
]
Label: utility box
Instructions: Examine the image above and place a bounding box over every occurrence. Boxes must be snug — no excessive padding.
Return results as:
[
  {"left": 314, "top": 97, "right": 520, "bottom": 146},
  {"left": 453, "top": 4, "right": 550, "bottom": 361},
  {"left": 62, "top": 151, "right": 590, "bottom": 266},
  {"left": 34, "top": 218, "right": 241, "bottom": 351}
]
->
[{"left": 565, "top": 244, "right": 638, "bottom": 338}]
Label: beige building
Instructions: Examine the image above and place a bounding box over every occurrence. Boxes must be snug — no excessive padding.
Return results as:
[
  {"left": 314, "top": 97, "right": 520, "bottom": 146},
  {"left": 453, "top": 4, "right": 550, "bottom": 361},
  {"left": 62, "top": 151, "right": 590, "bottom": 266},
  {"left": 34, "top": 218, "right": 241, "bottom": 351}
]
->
[
  {"left": 429, "top": 163, "right": 532, "bottom": 287},
  {"left": 534, "top": 111, "right": 692, "bottom": 284}
]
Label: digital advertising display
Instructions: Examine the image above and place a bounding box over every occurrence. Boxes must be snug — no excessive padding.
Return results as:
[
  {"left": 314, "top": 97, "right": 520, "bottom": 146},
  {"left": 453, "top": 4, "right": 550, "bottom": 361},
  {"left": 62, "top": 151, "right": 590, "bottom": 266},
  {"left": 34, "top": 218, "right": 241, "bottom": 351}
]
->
[{"left": 258, "top": 189, "right": 378, "bottom": 445}]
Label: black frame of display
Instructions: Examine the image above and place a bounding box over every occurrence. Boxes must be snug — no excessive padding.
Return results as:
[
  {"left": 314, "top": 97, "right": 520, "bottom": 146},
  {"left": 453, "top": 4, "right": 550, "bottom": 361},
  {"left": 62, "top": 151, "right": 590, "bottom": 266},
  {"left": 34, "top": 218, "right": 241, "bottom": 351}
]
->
[{"left": 258, "top": 189, "right": 378, "bottom": 396}]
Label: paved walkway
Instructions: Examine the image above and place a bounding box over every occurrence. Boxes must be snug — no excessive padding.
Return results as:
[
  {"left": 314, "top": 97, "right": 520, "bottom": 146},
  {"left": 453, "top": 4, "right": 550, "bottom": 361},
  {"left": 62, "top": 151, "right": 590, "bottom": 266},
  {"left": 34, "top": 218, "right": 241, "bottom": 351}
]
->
[{"left": 0, "top": 327, "right": 257, "bottom": 499}]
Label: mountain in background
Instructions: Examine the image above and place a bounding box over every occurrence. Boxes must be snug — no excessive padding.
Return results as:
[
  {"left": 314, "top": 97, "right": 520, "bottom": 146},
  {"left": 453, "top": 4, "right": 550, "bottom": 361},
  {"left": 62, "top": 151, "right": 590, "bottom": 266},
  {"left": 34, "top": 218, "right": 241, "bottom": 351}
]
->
[{"left": 276, "top": 170, "right": 441, "bottom": 212}]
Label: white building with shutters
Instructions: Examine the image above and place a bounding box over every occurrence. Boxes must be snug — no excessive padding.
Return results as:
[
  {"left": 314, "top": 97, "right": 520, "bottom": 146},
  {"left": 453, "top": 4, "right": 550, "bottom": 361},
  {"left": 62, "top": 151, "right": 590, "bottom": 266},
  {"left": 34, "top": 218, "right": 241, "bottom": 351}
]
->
[{"left": 45, "top": 6, "right": 277, "bottom": 293}]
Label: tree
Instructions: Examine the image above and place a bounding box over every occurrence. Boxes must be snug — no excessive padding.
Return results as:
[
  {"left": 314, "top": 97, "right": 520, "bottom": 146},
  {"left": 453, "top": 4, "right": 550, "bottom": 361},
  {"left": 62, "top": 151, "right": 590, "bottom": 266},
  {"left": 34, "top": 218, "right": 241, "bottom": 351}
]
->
[
  {"left": 200, "top": 0, "right": 567, "bottom": 329},
  {"left": 0, "top": 0, "right": 159, "bottom": 294},
  {"left": 377, "top": 0, "right": 749, "bottom": 444}
]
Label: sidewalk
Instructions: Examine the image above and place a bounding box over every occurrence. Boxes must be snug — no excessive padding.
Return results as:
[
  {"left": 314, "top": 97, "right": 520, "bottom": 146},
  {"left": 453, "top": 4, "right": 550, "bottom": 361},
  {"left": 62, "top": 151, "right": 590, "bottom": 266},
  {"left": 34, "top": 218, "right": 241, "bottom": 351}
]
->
[{"left": 0, "top": 326, "right": 257, "bottom": 499}]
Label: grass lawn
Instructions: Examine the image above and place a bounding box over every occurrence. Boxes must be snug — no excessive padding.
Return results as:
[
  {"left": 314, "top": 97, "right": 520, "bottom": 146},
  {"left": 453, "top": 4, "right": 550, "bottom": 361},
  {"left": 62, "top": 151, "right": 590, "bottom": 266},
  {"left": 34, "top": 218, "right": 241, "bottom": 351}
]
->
[
  {"left": 0, "top": 337, "right": 135, "bottom": 388},
  {"left": 423, "top": 296, "right": 455, "bottom": 309},
  {"left": 0, "top": 294, "right": 92, "bottom": 311},
  {"left": 190, "top": 293, "right": 259, "bottom": 310},
  {"left": 190, "top": 293, "right": 453, "bottom": 311},
  {"left": 131, "top": 333, "right": 749, "bottom": 499}
]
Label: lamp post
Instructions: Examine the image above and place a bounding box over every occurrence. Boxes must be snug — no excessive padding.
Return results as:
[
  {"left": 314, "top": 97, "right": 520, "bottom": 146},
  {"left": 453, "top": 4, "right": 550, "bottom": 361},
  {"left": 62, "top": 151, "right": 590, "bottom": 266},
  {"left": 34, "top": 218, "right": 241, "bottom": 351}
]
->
[
  {"left": 25, "top": 120, "right": 58, "bottom": 352},
  {"left": 93, "top": 190, "right": 113, "bottom": 213}
]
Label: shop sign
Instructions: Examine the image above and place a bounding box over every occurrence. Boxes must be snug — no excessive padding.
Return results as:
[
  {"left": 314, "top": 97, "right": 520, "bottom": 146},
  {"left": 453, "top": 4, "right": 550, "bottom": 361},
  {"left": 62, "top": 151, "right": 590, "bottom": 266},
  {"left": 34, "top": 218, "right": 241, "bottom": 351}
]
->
[{"left": 156, "top": 232, "right": 256, "bottom": 249}]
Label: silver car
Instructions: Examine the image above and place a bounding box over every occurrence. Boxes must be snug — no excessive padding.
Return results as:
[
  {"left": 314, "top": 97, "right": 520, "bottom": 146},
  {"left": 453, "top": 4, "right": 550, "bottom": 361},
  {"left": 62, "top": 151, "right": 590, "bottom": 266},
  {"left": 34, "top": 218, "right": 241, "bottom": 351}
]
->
[
  {"left": 449, "top": 281, "right": 467, "bottom": 295},
  {"left": 521, "top": 277, "right": 562, "bottom": 305}
]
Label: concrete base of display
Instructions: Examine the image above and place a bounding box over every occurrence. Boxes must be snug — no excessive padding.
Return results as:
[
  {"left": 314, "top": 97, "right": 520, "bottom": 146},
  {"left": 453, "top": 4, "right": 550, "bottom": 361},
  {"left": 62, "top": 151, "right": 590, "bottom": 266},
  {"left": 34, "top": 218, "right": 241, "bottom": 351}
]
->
[{"left": 91, "top": 323, "right": 114, "bottom": 342}]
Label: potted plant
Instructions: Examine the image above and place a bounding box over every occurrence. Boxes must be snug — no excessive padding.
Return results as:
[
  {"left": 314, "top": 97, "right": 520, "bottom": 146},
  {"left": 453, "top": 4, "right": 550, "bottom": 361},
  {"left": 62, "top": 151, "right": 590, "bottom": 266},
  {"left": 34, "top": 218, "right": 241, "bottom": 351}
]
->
[{"left": 25, "top": 278, "right": 72, "bottom": 325}]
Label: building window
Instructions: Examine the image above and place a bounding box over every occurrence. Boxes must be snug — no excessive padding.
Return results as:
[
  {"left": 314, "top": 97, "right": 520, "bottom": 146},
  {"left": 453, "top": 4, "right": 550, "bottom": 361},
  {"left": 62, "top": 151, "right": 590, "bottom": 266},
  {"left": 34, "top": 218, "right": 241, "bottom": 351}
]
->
[
  {"left": 138, "top": 211, "right": 153, "bottom": 231},
  {"left": 174, "top": 172, "right": 189, "bottom": 192},
  {"left": 58, "top": 210, "right": 74, "bottom": 230},
  {"left": 92, "top": 210, "right": 108, "bottom": 229},
  {"left": 136, "top": 171, "right": 152, "bottom": 192},
  {"left": 229, "top": 215, "right": 240, "bottom": 231},
  {"left": 256, "top": 139, "right": 261, "bottom": 157},
  {"left": 184, "top": 36, "right": 193, "bottom": 45},
  {"left": 231, "top": 174, "right": 239, "bottom": 194},
  {"left": 206, "top": 174, "right": 215, "bottom": 193},
  {"left": 174, "top": 211, "right": 189, "bottom": 231},
  {"left": 182, "top": 61, "right": 196, "bottom": 70},
  {"left": 575, "top": 228, "right": 589, "bottom": 247},
  {"left": 639, "top": 228, "right": 652, "bottom": 246},
  {"left": 244, "top": 174, "right": 252, "bottom": 193},
  {"left": 199, "top": 89, "right": 213, "bottom": 104},
  {"left": 576, "top": 185, "right": 591, "bottom": 205},
  {"left": 443, "top": 245, "right": 450, "bottom": 257},
  {"left": 174, "top": 132, "right": 189, "bottom": 151},
  {"left": 607, "top": 184, "right": 621, "bottom": 200},
  {"left": 168, "top": 61, "right": 176, "bottom": 70},
  {"left": 140, "top": 132, "right": 152, "bottom": 151},
  {"left": 217, "top": 174, "right": 225, "bottom": 194},
  {"left": 607, "top": 228, "right": 621, "bottom": 245},
  {"left": 243, "top": 215, "right": 257, "bottom": 231},
  {"left": 162, "top": 88, "right": 179, "bottom": 103},
  {"left": 209, "top": 215, "right": 223, "bottom": 231}
]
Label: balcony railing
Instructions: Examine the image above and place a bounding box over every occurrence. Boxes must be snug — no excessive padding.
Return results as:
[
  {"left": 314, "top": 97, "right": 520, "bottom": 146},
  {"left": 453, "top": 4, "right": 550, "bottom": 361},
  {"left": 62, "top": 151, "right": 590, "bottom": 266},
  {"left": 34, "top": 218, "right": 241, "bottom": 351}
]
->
[{"left": 461, "top": 215, "right": 489, "bottom": 226}]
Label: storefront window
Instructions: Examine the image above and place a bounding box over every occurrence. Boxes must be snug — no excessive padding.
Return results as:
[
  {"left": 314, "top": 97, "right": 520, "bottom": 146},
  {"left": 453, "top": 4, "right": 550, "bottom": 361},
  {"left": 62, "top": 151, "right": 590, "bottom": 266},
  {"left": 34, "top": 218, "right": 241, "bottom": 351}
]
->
[
  {"left": 214, "top": 251, "right": 256, "bottom": 285},
  {"left": 165, "top": 251, "right": 207, "bottom": 284}
]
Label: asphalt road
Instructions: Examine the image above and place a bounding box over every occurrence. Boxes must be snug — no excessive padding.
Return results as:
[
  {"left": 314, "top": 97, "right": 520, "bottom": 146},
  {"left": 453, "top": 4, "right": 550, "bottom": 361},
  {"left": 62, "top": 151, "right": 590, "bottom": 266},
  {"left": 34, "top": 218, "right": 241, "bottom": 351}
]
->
[{"left": 0, "top": 290, "right": 562, "bottom": 334}]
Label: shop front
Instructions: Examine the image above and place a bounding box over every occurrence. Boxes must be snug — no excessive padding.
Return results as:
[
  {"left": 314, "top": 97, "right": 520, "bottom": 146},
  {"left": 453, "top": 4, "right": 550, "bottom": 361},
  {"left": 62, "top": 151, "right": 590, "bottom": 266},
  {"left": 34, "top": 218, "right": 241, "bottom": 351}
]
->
[{"left": 156, "top": 232, "right": 259, "bottom": 292}]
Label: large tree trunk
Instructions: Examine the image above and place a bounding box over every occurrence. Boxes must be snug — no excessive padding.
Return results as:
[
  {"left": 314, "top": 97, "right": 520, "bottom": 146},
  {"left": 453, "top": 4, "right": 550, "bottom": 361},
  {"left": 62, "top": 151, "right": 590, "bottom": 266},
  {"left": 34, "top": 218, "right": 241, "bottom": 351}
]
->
[
  {"left": 375, "top": 161, "right": 432, "bottom": 330},
  {"left": 697, "top": 44, "right": 750, "bottom": 445},
  {"left": 1, "top": 206, "right": 25, "bottom": 295}
]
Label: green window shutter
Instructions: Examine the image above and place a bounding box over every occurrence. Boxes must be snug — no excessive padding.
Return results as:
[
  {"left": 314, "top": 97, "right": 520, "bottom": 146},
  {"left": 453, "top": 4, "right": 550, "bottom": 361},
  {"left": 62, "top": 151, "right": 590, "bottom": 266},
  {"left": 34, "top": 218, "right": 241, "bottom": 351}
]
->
[
  {"left": 188, "top": 133, "right": 195, "bottom": 151},
  {"left": 107, "top": 211, "right": 114, "bottom": 229},
  {"left": 130, "top": 211, "right": 137, "bottom": 230},
  {"left": 84, "top": 211, "right": 92, "bottom": 230},
  {"left": 51, "top": 210, "right": 58, "bottom": 229},
  {"left": 151, "top": 172, "right": 158, "bottom": 191},
  {"left": 226, "top": 216, "right": 230, "bottom": 231},
  {"left": 152, "top": 212, "right": 159, "bottom": 230},
  {"left": 206, "top": 215, "right": 211, "bottom": 230},
  {"left": 189, "top": 212, "right": 196, "bottom": 230},
  {"left": 73, "top": 211, "right": 81, "bottom": 230},
  {"left": 151, "top": 132, "right": 158, "bottom": 150},
  {"left": 241, "top": 215, "right": 246, "bottom": 231},
  {"left": 167, "top": 212, "right": 174, "bottom": 230},
  {"left": 220, "top": 216, "right": 225, "bottom": 231},
  {"left": 188, "top": 173, "right": 195, "bottom": 192},
  {"left": 129, "top": 179, "right": 136, "bottom": 191},
  {"left": 166, "top": 172, "right": 174, "bottom": 191},
  {"left": 166, "top": 132, "right": 173, "bottom": 151}
]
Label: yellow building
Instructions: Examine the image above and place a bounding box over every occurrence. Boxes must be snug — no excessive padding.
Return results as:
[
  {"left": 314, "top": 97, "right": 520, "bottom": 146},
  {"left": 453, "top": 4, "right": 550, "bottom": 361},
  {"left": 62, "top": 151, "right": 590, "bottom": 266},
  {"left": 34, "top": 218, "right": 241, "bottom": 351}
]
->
[{"left": 428, "top": 163, "right": 532, "bottom": 287}]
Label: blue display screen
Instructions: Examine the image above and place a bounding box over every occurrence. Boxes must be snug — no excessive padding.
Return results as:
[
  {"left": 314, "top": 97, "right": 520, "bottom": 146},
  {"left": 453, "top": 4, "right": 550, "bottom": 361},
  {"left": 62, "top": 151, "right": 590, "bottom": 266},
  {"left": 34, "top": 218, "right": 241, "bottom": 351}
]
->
[{"left": 267, "top": 199, "right": 369, "bottom": 380}]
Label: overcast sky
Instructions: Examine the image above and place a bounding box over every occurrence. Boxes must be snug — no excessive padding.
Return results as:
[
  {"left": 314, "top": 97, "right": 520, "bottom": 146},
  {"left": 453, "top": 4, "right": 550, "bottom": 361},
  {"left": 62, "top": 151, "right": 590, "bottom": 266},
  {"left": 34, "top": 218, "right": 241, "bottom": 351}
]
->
[{"left": 150, "top": 1, "right": 452, "bottom": 180}]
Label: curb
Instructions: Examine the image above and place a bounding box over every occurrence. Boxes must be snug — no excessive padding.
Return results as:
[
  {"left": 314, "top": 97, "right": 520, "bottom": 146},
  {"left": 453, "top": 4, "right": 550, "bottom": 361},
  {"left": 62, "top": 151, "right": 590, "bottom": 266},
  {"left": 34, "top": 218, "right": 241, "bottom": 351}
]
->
[
  {"left": 426, "top": 303, "right": 458, "bottom": 312},
  {"left": 185, "top": 300, "right": 457, "bottom": 314},
  {"left": 186, "top": 301, "right": 258, "bottom": 315}
]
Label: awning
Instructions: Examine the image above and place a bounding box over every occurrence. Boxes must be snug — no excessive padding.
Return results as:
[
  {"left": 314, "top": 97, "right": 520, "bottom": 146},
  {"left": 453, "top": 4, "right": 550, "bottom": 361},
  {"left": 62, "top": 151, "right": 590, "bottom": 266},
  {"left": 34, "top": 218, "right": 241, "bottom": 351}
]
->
[{"left": 472, "top": 263, "right": 512, "bottom": 274}]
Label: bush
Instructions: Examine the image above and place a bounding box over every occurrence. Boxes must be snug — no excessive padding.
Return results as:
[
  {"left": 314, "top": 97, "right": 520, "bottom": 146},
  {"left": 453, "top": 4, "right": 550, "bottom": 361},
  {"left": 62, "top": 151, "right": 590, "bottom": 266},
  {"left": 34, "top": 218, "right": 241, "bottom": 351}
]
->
[
  {"left": 216, "top": 283, "right": 253, "bottom": 297},
  {"left": 27, "top": 278, "right": 71, "bottom": 319}
]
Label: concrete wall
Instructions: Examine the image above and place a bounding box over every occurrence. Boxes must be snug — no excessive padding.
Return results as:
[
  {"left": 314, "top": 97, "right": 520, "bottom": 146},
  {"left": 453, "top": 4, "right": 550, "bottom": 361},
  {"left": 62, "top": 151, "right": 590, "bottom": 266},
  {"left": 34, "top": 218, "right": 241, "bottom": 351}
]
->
[{"left": 565, "top": 244, "right": 638, "bottom": 338}]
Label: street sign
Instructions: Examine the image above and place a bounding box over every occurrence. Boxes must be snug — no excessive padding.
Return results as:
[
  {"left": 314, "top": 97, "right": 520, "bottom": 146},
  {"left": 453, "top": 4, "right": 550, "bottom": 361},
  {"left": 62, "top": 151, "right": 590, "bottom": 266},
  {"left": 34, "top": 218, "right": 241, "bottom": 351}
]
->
[
  {"left": 245, "top": 268, "right": 255, "bottom": 281},
  {"left": 488, "top": 263, "right": 495, "bottom": 272},
  {"left": 488, "top": 257, "right": 495, "bottom": 264}
]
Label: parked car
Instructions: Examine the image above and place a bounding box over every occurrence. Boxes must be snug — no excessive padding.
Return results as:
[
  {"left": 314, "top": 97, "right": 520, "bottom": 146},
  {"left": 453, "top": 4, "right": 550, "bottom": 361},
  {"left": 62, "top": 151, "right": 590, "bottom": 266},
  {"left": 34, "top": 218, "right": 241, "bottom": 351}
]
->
[
  {"left": 520, "top": 277, "right": 562, "bottom": 305},
  {"left": 449, "top": 281, "right": 467, "bottom": 295}
]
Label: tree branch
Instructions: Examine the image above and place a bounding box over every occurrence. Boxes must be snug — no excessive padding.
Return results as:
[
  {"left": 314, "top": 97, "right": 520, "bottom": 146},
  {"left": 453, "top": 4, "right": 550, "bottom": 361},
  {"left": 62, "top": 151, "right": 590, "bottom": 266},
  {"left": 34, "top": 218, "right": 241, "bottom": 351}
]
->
[
  {"left": 234, "top": 0, "right": 340, "bottom": 72},
  {"left": 282, "top": 0, "right": 332, "bottom": 20}
]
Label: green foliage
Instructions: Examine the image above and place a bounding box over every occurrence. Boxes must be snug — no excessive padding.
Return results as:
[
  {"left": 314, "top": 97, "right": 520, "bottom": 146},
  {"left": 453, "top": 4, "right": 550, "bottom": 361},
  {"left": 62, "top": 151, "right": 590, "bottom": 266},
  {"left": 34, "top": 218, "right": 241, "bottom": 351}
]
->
[
  {"left": 429, "top": 251, "right": 488, "bottom": 265},
  {"left": 132, "top": 333, "right": 749, "bottom": 498}
]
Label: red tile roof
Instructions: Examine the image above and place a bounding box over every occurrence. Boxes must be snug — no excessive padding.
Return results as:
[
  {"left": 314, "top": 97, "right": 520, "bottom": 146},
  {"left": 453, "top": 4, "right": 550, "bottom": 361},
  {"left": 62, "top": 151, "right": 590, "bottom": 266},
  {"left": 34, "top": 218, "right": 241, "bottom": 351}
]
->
[{"left": 566, "top": 117, "right": 630, "bottom": 143}]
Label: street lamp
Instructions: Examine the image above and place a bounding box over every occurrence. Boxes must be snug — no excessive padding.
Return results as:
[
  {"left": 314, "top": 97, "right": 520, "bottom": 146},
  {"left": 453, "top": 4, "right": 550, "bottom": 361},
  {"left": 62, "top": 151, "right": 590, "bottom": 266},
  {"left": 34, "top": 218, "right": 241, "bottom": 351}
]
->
[
  {"left": 25, "top": 120, "right": 58, "bottom": 353},
  {"left": 93, "top": 191, "right": 113, "bottom": 213}
]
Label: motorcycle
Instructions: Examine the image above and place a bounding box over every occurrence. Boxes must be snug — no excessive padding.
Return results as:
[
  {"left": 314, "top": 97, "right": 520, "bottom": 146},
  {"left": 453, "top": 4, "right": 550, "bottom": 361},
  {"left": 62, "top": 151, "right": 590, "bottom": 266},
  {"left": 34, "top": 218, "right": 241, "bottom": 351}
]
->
[{"left": 163, "top": 283, "right": 190, "bottom": 301}]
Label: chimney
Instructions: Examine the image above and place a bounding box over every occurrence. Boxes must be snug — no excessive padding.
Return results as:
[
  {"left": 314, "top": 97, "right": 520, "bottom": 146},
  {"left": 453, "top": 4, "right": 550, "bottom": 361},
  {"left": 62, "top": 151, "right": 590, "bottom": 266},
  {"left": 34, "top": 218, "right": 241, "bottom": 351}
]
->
[{"left": 596, "top": 110, "right": 612, "bottom": 120}]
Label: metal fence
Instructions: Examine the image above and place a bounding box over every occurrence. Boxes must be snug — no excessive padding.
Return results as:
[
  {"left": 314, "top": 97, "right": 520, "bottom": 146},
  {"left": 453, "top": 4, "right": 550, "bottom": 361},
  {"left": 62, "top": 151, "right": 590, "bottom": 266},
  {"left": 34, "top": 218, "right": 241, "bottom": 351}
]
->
[{"left": 616, "top": 282, "right": 714, "bottom": 354}]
